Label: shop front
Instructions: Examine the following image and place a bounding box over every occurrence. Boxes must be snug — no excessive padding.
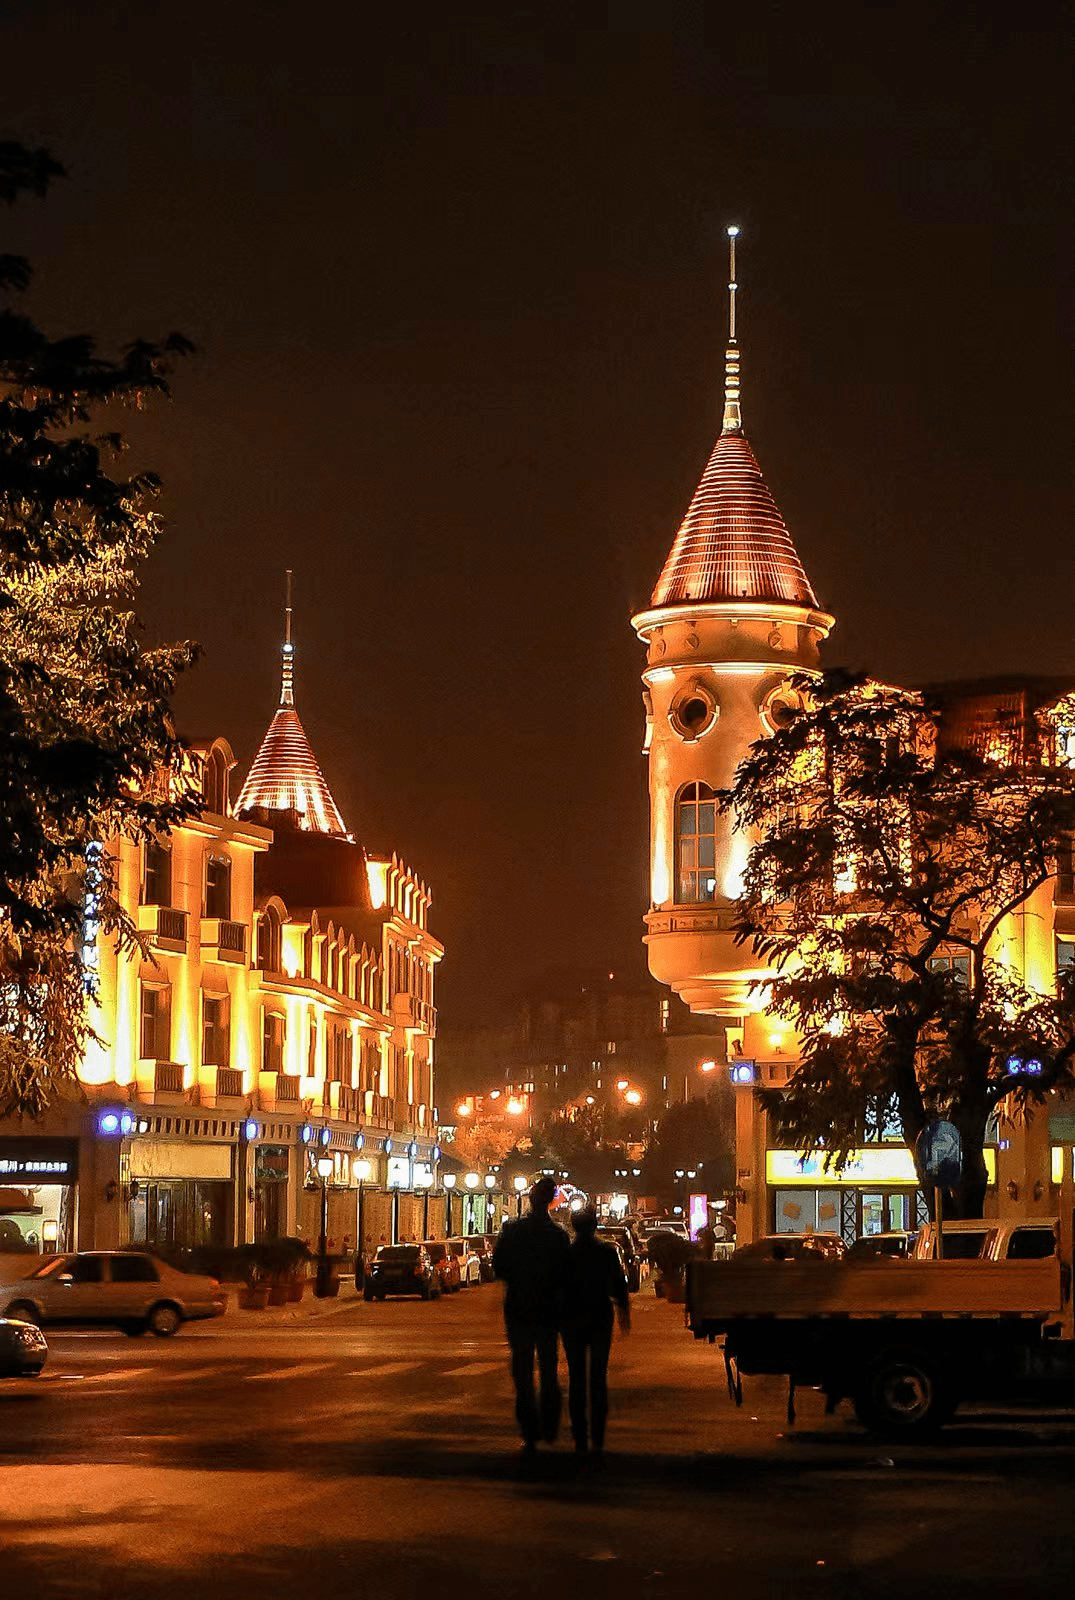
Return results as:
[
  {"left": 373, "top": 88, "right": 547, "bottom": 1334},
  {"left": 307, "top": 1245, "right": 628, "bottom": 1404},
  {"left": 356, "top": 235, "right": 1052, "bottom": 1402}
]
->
[
  {"left": 767, "top": 1148, "right": 931, "bottom": 1245},
  {"left": 128, "top": 1138, "right": 234, "bottom": 1251},
  {"left": 0, "top": 1137, "right": 79, "bottom": 1255}
]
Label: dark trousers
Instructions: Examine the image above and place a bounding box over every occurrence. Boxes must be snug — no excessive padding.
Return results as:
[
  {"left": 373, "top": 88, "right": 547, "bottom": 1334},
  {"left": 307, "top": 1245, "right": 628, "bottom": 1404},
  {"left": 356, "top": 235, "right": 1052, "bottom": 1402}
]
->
[
  {"left": 506, "top": 1320, "right": 561, "bottom": 1444},
  {"left": 562, "top": 1322, "right": 613, "bottom": 1449}
]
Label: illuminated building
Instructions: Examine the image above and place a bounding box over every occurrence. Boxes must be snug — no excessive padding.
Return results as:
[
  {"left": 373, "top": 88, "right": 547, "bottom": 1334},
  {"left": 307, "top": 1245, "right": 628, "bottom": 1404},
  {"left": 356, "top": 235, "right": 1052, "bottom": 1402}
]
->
[
  {"left": 0, "top": 581, "right": 442, "bottom": 1259},
  {"left": 633, "top": 229, "right": 1075, "bottom": 1242}
]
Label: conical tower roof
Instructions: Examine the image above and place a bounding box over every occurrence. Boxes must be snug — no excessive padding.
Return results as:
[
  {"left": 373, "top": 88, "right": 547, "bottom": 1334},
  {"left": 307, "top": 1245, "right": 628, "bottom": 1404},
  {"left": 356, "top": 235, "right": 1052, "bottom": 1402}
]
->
[
  {"left": 236, "top": 573, "right": 350, "bottom": 838},
  {"left": 651, "top": 430, "right": 819, "bottom": 608},
  {"left": 650, "top": 227, "right": 820, "bottom": 612}
]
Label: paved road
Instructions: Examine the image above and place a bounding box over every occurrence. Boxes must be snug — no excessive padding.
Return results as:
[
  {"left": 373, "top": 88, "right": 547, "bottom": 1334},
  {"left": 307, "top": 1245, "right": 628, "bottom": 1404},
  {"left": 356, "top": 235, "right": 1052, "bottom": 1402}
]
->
[{"left": 3, "top": 1283, "right": 1075, "bottom": 1598}]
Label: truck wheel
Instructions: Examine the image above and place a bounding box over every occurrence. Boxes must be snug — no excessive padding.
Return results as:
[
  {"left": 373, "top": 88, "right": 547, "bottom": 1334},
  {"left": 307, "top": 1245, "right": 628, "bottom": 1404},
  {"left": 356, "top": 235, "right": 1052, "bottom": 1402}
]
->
[{"left": 852, "top": 1349, "right": 948, "bottom": 1437}]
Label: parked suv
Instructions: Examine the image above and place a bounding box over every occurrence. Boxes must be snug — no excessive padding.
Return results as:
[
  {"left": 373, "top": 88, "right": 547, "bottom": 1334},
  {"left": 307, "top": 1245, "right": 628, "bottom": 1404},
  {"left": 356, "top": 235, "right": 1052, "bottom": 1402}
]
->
[
  {"left": 446, "top": 1238, "right": 483, "bottom": 1286},
  {"left": 3, "top": 1251, "right": 225, "bottom": 1336}
]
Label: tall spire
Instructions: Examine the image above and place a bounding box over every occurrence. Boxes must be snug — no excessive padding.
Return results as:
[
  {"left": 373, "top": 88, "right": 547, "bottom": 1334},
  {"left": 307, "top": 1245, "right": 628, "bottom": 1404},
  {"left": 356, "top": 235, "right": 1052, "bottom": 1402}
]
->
[
  {"left": 281, "top": 568, "right": 295, "bottom": 707},
  {"left": 236, "top": 569, "right": 350, "bottom": 837},
  {"left": 722, "top": 225, "right": 742, "bottom": 434},
  {"left": 647, "top": 224, "right": 823, "bottom": 611}
]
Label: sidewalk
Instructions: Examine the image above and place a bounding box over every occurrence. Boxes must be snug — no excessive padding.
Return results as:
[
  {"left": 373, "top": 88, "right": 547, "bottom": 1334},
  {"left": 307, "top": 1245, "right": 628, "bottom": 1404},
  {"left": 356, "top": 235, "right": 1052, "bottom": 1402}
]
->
[{"left": 209, "top": 1278, "right": 368, "bottom": 1332}]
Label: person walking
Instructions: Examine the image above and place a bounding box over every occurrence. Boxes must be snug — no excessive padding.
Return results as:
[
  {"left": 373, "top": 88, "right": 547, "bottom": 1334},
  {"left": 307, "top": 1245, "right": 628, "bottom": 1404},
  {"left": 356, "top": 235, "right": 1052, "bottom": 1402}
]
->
[
  {"left": 561, "top": 1206, "right": 630, "bottom": 1455},
  {"left": 492, "top": 1176, "right": 570, "bottom": 1450}
]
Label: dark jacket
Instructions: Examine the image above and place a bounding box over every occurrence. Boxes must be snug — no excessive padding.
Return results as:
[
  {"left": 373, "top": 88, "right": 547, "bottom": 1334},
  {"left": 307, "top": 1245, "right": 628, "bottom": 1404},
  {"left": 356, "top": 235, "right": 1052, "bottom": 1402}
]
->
[
  {"left": 561, "top": 1237, "right": 629, "bottom": 1333},
  {"left": 492, "top": 1212, "right": 571, "bottom": 1326}
]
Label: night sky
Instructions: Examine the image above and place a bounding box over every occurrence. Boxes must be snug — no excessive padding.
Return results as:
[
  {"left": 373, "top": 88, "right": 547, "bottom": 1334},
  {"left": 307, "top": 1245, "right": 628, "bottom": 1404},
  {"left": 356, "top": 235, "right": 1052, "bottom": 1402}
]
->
[{"left": 3, "top": 4, "right": 1071, "bottom": 1026}]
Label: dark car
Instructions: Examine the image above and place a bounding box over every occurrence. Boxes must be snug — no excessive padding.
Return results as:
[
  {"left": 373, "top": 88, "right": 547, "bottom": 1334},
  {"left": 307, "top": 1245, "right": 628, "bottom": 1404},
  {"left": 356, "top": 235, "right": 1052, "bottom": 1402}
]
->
[
  {"left": 422, "top": 1240, "right": 462, "bottom": 1294},
  {"left": 846, "top": 1231, "right": 916, "bottom": 1262},
  {"left": 0, "top": 1317, "right": 48, "bottom": 1377},
  {"left": 734, "top": 1233, "right": 847, "bottom": 1262},
  {"left": 363, "top": 1244, "right": 440, "bottom": 1301},
  {"left": 596, "top": 1225, "right": 643, "bottom": 1292}
]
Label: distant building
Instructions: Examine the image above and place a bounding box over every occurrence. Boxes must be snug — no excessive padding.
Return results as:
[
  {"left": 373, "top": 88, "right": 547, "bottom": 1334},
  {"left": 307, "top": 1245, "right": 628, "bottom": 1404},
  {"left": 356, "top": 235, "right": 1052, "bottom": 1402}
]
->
[
  {"left": 0, "top": 584, "right": 443, "bottom": 1260},
  {"left": 632, "top": 232, "right": 1075, "bottom": 1244}
]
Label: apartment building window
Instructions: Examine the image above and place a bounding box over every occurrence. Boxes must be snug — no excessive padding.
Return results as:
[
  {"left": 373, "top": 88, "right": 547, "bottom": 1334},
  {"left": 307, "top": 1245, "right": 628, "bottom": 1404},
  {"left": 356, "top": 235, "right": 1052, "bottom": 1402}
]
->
[
  {"left": 928, "top": 953, "right": 971, "bottom": 986},
  {"left": 677, "top": 782, "right": 718, "bottom": 903},
  {"left": 660, "top": 998, "right": 670, "bottom": 1035},
  {"left": 202, "top": 995, "right": 231, "bottom": 1068},
  {"left": 1057, "top": 839, "right": 1075, "bottom": 900},
  {"left": 205, "top": 853, "right": 231, "bottom": 920},
  {"left": 140, "top": 984, "right": 171, "bottom": 1060},
  {"left": 262, "top": 1012, "right": 286, "bottom": 1074},
  {"left": 308, "top": 1015, "right": 319, "bottom": 1077},
  {"left": 1059, "top": 940, "right": 1075, "bottom": 986},
  {"left": 141, "top": 840, "right": 172, "bottom": 906}
]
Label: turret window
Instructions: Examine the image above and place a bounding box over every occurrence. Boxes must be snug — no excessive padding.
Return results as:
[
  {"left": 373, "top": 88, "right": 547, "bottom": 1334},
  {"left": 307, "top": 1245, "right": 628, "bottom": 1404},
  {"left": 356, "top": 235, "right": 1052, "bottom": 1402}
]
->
[{"left": 677, "top": 782, "right": 718, "bottom": 903}]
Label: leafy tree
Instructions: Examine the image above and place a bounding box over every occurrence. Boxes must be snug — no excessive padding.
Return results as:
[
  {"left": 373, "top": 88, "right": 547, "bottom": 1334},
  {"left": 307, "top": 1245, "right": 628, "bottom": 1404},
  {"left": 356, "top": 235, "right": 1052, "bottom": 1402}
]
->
[
  {"left": 725, "top": 670, "right": 1075, "bottom": 1216},
  {"left": 444, "top": 1121, "right": 519, "bottom": 1173},
  {"left": 0, "top": 142, "right": 197, "bottom": 1117}
]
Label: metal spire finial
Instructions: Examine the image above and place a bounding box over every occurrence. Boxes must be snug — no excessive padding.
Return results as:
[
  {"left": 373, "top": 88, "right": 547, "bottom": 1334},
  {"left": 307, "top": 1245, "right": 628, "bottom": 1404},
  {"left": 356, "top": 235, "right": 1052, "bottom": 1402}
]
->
[
  {"left": 281, "top": 568, "right": 295, "bottom": 706},
  {"left": 722, "top": 224, "right": 742, "bottom": 434}
]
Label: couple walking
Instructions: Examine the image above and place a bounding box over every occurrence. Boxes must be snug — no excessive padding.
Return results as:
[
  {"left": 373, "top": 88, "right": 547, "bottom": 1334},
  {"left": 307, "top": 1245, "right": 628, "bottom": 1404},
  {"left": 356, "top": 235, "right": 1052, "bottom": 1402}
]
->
[{"left": 491, "top": 1176, "right": 630, "bottom": 1454}]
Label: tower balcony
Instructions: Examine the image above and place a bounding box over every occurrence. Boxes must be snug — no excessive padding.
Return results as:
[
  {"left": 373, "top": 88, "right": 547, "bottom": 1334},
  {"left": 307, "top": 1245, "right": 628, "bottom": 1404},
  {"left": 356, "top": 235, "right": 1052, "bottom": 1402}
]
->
[
  {"left": 200, "top": 917, "right": 247, "bottom": 963},
  {"left": 137, "top": 904, "right": 189, "bottom": 954},
  {"left": 644, "top": 903, "right": 773, "bottom": 1017}
]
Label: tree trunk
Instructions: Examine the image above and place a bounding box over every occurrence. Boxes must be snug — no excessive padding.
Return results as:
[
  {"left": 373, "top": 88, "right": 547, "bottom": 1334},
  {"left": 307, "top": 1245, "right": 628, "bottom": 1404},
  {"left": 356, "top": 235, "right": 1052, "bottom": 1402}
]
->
[{"left": 948, "top": 1098, "right": 990, "bottom": 1219}]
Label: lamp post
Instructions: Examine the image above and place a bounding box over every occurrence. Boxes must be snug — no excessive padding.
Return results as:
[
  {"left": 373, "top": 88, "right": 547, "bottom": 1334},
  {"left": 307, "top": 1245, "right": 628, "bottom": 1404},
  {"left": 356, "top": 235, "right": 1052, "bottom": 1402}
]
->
[
  {"left": 315, "top": 1152, "right": 334, "bottom": 1297},
  {"left": 443, "top": 1171, "right": 456, "bottom": 1235},
  {"left": 483, "top": 1172, "right": 496, "bottom": 1232},
  {"left": 513, "top": 1173, "right": 527, "bottom": 1217},
  {"left": 353, "top": 1157, "right": 371, "bottom": 1281},
  {"left": 464, "top": 1171, "right": 479, "bottom": 1235}
]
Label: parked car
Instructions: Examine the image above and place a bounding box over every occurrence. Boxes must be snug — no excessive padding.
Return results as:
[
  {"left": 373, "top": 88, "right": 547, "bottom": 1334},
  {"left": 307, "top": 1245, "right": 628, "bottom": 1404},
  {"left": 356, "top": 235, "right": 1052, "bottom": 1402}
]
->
[
  {"left": 364, "top": 1244, "right": 440, "bottom": 1301},
  {"left": 0, "top": 1316, "right": 48, "bottom": 1376},
  {"left": 464, "top": 1235, "right": 496, "bottom": 1282},
  {"left": 734, "top": 1233, "right": 848, "bottom": 1262},
  {"left": 2, "top": 1251, "right": 226, "bottom": 1336},
  {"left": 847, "top": 1231, "right": 916, "bottom": 1261},
  {"left": 596, "top": 1225, "right": 643, "bottom": 1291},
  {"left": 422, "top": 1240, "right": 462, "bottom": 1294},
  {"left": 445, "top": 1238, "right": 483, "bottom": 1286},
  {"left": 912, "top": 1218, "right": 1060, "bottom": 1262},
  {"left": 645, "top": 1220, "right": 691, "bottom": 1242}
]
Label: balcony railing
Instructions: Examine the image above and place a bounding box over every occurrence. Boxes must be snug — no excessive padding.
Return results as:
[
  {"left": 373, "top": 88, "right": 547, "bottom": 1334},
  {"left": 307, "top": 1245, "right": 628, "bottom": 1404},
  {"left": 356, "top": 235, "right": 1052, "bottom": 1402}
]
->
[
  {"left": 390, "top": 992, "right": 437, "bottom": 1037},
  {"left": 275, "top": 1073, "right": 300, "bottom": 1102},
  {"left": 201, "top": 917, "right": 247, "bottom": 963},
  {"left": 216, "top": 1068, "right": 243, "bottom": 1099},
  {"left": 137, "top": 904, "right": 188, "bottom": 954},
  {"left": 154, "top": 1061, "right": 184, "bottom": 1093}
]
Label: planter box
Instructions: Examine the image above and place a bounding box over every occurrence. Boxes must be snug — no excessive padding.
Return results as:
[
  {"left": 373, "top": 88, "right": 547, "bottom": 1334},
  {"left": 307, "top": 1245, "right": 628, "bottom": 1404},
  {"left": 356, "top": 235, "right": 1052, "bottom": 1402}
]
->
[
  {"left": 239, "top": 1285, "right": 270, "bottom": 1310},
  {"left": 267, "top": 1282, "right": 290, "bottom": 1307},
  {"left": 286, "top": 1279, "right": 305, "bottom": 1303}
]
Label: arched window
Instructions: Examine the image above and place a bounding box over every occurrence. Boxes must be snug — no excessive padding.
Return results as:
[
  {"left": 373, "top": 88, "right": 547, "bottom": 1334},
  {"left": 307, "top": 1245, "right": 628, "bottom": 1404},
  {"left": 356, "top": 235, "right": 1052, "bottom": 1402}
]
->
[
  {"left": 676, "top": 782, "right": 718, "bottom": 903},
  {"left": 257, "top": 907, "right": 283, "bottom": 974},
  {"left": 202, "top": 748, "right": 229, "bottom": 816}
]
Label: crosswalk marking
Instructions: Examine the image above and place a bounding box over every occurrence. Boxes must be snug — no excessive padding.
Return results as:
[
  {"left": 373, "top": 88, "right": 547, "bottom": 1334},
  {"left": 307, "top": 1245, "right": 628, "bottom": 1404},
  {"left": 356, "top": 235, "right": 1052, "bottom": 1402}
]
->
[
  {"left": 83, "top": 1366, "right": 154, "bottom": 1384},
  {"left": 348, "top": 1360, "right": 420, "bottom": 1377},
  {"left": 442, "top": 1361, "right": 501, "bottom": 1377},
  {"left": 243, "top": 1362, "right": 332, "bottom": 1383}
]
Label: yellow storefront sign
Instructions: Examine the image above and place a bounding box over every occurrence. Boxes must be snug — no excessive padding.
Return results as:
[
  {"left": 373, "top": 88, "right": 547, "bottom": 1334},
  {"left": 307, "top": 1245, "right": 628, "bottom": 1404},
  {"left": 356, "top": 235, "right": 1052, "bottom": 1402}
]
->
[{"left": 766, "top": 1147, "right": 997, "bottom": 1186}]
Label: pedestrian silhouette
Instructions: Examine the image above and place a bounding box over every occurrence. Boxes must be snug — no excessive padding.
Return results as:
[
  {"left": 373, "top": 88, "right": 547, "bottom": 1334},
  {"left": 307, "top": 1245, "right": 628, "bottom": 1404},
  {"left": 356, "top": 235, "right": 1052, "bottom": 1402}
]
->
[
  {"left": 492, "top": 1176, "right": 570, "bottom": 1450},
  {"left": 561, "top": 1206, "right": 630, "bottom": 1454}
]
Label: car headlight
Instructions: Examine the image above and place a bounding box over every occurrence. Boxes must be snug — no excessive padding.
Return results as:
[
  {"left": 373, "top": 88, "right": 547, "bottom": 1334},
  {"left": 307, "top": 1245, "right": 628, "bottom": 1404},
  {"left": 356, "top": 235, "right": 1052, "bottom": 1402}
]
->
[{"left": 16, "top": 1327, "right": 42, "bottom": 1347}]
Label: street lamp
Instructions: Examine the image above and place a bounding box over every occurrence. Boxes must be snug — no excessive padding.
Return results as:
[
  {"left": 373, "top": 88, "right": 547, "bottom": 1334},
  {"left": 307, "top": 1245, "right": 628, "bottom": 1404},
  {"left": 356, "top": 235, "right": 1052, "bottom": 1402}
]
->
[
  {"left": 443, "top": 1170, "right": 456, "bottom": 1235},
  {"left": 353, "top": 1157, "right": 371, "bottom": 1276},
  {"left": 513, "top": 1173, "right": 527, "bottom": 1217},
  {"left": 315, "top": 1152, "right": 334, "bottom": 1298},
  {"left": 464, "top": 1171, "right": 479, "bottom": 1234}
]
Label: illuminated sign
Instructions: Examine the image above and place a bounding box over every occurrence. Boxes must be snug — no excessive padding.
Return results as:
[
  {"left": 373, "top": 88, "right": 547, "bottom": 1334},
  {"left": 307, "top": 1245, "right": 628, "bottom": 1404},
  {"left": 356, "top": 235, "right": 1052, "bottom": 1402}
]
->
[
  {"left": 0, "top": 1138, "right": 79, "bottom": 1182},
  {"left": 689, "top": 1193, "right": 708, "bottom": 1237},
  {"left": 387, "top": 1156, "right": 411, "bottom": 1189},
  {"left": 730, "top": 1061, "right": 756, "bottom": 1085},
  {"left": 767, "top": 1147, "right": 997, "bottom": 1186}
]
